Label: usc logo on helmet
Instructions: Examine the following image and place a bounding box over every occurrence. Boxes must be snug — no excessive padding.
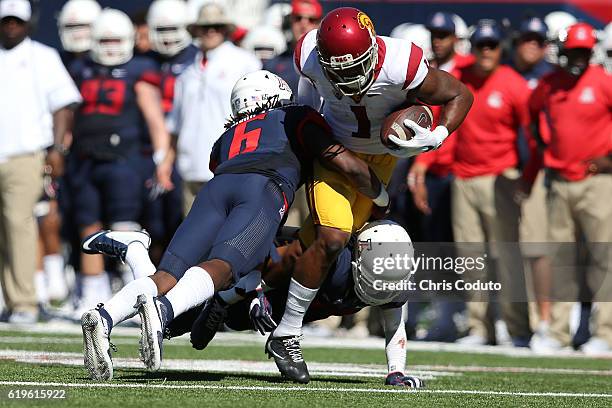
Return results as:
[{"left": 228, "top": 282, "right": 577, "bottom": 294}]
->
[{"left": 357, "top": 12, "right": 375, "bottom": 36}]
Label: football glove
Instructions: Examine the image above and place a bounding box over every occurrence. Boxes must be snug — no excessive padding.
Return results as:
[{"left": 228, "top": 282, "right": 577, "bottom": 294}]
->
[
  {"left": 385, "top": 372, "right": 426, "bottom": 388},
  {"left": 249, "top": 287, "right": 276, "bottom": 335},
  {"left": 387, "top": 121, "right": 449, "bottom": 158}
]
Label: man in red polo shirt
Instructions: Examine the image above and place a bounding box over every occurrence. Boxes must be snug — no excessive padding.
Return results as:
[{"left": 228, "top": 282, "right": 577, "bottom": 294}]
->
[
  {"left": 527, "top": 22, "right": 612, "bottom": 354},
  {"left": 451, "top": 20, "right": 532, "bottom": 346}
]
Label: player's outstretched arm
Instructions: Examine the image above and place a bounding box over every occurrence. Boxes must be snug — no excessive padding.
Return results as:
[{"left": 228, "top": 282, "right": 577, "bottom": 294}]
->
[{"left": 381, "top": 305, "right": 425, "bottom": 388}]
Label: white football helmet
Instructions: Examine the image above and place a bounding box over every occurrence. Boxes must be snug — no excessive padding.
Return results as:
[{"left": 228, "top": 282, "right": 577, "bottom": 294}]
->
[
  {"left": 544, "top": 11, "right": 577, "bottom": 63},
  {"left": 230, "top": 70, "right": 293, "bottom": 118},
  {"left": 241, "top": 25, "right": 287, "bottom": 61},
  {"left": 58, "top": 0, "right": 102, "bottom": 53},
  {"left": 452, "top": 13, "right": 471, "bottom": 55},
  {"left": 90, "top": 9, "right": 135, "bottom": 66},
  {"left": 352, "top": 220, "right": 414, "bottom": 306},
  {"left": 390, "top": 23, "right": 433, "bottom": 61},
  {"left": 147, "top": 0, "right": 192, "bottom": 57}
]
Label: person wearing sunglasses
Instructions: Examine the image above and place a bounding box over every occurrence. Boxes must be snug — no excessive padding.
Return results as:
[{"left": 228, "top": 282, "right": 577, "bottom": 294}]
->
[{"left": 451, "top": 20, "right": 533, "bottom": 348}]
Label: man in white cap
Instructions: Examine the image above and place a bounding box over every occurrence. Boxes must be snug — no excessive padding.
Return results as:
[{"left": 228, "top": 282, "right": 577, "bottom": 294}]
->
[
  {"left": 167, "top": 2, "right": 261, "bottom": 214},
  {"left": 0, "top": 0, "right": 82, "bottom": 323}
]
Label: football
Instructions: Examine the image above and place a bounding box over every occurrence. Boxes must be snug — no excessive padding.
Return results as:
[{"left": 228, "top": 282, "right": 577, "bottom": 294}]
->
[{"left": 380, "top": 105, "right": 434, "bottom": 150}]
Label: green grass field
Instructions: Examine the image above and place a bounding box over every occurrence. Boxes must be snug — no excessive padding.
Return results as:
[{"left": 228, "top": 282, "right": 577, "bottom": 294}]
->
[{"left": 0, "top": 325, "right": 610, "bottom": 407}]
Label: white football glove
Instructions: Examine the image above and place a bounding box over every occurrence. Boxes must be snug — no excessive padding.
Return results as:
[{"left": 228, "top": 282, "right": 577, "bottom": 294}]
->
[{"left": 387, "top": 120, "right": 449, "bottom": 158}]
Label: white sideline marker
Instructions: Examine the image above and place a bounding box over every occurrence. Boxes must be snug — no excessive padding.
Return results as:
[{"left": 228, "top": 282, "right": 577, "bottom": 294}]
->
[{"left": 0, "top": 381, "right": 610, "bottom": 398}]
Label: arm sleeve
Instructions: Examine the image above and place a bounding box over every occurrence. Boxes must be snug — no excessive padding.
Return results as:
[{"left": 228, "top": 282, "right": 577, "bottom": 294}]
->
[
  {"left": 296, "top": 110, "right": 336, "bottom": 158},
  {"left": 381, "top": 305, "right": 407, "bottom": 374},
  {"left": 43, "top": 48, "right": 82, "bottom": 112}
]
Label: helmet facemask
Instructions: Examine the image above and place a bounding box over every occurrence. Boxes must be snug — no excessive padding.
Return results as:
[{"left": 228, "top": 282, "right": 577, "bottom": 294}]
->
[
  {"left": 150, "top": 25, "right": 190, "bottom": 56},
  {"left": 318, "top": 39, "right": 378, "bottom": 98}
]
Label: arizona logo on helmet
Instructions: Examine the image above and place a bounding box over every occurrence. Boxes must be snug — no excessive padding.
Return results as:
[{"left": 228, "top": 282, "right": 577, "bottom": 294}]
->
[{"left": 357, "top": 12, "right": 375, "bottom": 35}]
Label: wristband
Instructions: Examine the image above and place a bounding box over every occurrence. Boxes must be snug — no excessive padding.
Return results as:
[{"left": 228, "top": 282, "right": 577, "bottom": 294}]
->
[
  {"left": 153, "top": 149, "right": 167, "bottom": 166},
  {"left": 373, "top": 186, "right": 389, "bottom": 207}
]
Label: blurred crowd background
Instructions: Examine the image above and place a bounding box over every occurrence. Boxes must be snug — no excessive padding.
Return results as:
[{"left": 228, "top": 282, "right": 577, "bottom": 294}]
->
[{"left": 0, "top": 0, "right": 610, "bottom": 355}]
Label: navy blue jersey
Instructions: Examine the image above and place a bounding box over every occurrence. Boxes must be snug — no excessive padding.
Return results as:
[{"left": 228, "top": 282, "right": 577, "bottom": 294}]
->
[
  {"left": 210, "top": 105, "right": 334, "bottom": 201},
  {"left": 154, "top": 44, "right": 198, "bottom": 114},
  {"left": 69, "top": 56, "right": 161, "bottom": 160}
]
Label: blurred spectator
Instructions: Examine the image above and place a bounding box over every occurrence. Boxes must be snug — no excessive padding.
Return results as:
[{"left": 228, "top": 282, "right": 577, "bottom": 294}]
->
[
  {"left": 425, "top": 11, "right": 474, "bottom": 71},
  {"left": 168, "top": 2, "right": 261, "bottom": 215},
  {"left": 241, "top": 25, "right": 287, "bottom": 62},
  {"left": 452, "top": 20, "right": 532, "bottom": 346},
  {"left": 510, "top": 16, "right": 554, "bottom": 342},
  {"left": 142, "top": 0, "right": 198, "bottom": 262},
  {"left": 0, "top": 0, "right": 81, "bottom": 323},
  {"left": 527, "top": 23, "right": 612, "bottom": 354},
  {"left": 131, "top": 9, "right": 151, "bottom": 55},
  {"left": 262, "top": 2, "right": 292, "bottom": 44},
  {"left": 57, "top": 0, "right": 101, "bottom": 66},
  {"left": 264, "top": 0, "right": 321, "bottom": 228},
  {"left": 66, "top": 9, "right": 171, "bottom": 316},
  {"left": 543, "top": 11, "right": 576, "bottom": 64},
  {"left": 187, "top": 0, "right": 270, "bottom": 31},
  {"left": 601, "top": 22, "right": 612, "bottom": 73},
  {"left": 264, "top": 0, "right": 322, "bottom": 93},
  {"left": 390, "top": 23, "right": 432, "bottom": 60}
]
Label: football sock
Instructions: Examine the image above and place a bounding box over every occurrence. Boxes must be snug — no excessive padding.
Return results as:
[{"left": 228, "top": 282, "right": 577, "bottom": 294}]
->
[
  {"left": 165, "top": 266, "right": 215, "bottom": 317},
  {"left": 81, "top": 272, "right": 112, "bottom": 304},
  {"left": 273, "top": 278, "right": 318, "bottom": 337},
  {"left": 105, "top": 277, "right": 158, "bottom": 332},
  {"left": 44, "top": 254, "right": 67, "bottom": 300},
  {"left": 35, "top": 271, "right": 48, "bottom": 304},
  {"left": 125, "top": 242, "right": 156, "bottom": 279}
]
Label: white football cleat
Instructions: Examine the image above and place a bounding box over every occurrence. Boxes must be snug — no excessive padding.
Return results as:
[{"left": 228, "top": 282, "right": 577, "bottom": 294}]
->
[
  {"left": 136, "top": 294, "right": 167, "bottom": 371},
  {"left": 81, "top": 307, "right": 114, "bottom": 381}
]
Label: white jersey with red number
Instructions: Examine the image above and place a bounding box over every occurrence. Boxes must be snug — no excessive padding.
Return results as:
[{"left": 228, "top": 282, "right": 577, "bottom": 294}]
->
[{"left": 294, "top": 29, "right": 429, "bottom": 154}]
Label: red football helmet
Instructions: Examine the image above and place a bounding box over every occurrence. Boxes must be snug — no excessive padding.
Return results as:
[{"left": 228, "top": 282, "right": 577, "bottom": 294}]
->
[{"left": 316, "top": 7, "right": 378, "bottom": 97}]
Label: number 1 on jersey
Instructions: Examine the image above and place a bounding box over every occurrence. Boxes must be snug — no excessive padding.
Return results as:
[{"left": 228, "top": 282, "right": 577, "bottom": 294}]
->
[{"left": 350, "top": 105, "right": 371, "bottom": 139}]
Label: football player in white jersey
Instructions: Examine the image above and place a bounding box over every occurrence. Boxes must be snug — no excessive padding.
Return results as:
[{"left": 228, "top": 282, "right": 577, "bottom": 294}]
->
[{"left": 266, "top": 7, "right": 473, "bottom": 383}]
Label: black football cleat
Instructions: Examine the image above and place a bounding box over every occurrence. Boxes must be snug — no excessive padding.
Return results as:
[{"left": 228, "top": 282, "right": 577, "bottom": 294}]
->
[
  {"left": 265, "top": 334, "right": 310, "bottom": 384},
  {"left": 190, "top": 295, "right": 228, "bottom": 350}
]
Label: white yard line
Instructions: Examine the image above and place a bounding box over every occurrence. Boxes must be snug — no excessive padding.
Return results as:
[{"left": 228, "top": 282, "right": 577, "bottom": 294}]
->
[
  {"left": 0, "top": 349, "right": 610, "bottom": 377},
  {"left": 0, "top": 380, "right": 610, "bottom": 398},
  {"left": 2, "top": 323, "right": 611, "bottom": 359},
  {"left": 0, "top": 350, "right": 455, "bottom": 380}
]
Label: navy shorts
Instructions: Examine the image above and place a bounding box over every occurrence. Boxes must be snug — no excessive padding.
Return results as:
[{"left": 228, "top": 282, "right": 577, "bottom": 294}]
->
[
  {"left": 64, "top": 155, "right": 142, "bottom": 227},
  {"left": 159, "top": 173, "right": 289, "bottom": 282}
]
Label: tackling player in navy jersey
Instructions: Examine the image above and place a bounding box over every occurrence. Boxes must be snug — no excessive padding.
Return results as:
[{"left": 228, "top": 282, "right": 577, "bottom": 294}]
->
[
  {"left": 63, "top": 9, "right": 172, "bottom": 316},
  {"left": 78, "top": 70, "right": 389, "bottom": 381}
]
